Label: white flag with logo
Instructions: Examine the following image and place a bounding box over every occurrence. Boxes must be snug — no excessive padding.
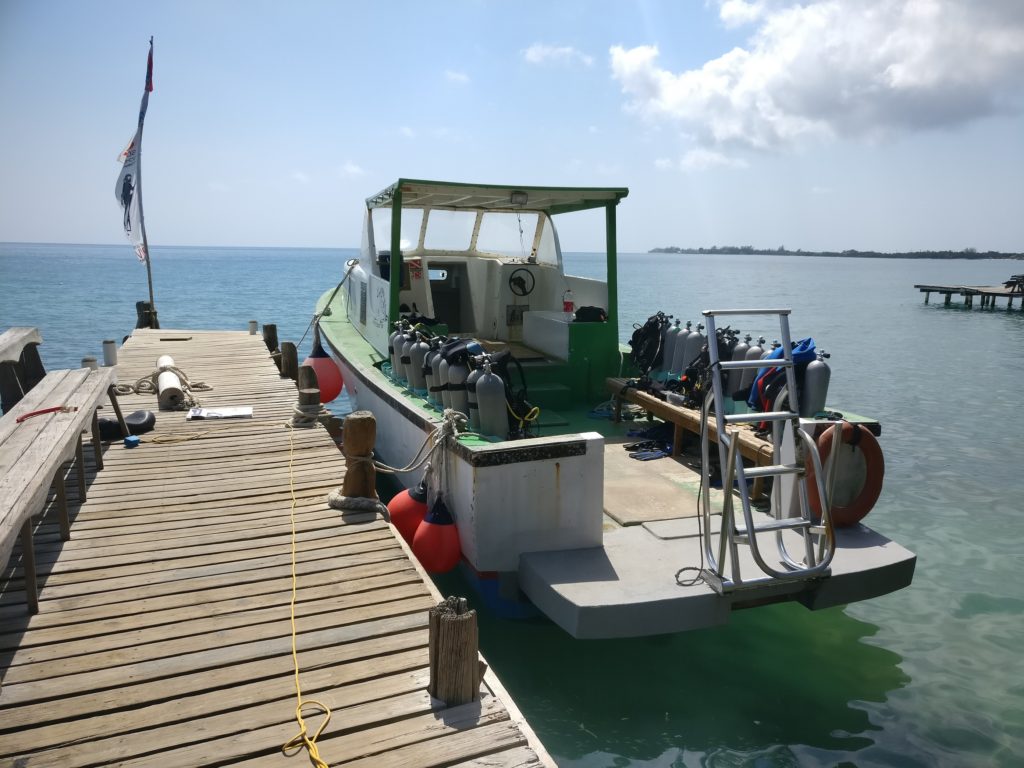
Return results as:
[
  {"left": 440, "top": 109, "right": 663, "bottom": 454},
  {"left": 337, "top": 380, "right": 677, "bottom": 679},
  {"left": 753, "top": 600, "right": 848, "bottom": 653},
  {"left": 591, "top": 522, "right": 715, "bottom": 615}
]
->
[{"left": 115, "top": 40, "right": 153, "bottom": 263}]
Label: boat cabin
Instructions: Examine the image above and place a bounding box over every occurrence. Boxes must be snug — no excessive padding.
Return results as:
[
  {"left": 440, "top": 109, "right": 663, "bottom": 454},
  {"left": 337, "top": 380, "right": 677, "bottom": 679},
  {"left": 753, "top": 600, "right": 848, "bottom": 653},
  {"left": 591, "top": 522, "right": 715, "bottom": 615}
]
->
[{"left": 346, "top": 180, "right": 628, "bottom": 400}]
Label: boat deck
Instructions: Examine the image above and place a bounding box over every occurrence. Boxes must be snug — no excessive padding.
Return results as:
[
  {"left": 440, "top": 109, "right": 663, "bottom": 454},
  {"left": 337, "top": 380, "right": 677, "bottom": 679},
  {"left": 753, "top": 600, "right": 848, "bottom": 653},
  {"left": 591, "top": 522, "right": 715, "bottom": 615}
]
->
[{"left": 0, "top": 328, "right": 548, "bottom": 767}]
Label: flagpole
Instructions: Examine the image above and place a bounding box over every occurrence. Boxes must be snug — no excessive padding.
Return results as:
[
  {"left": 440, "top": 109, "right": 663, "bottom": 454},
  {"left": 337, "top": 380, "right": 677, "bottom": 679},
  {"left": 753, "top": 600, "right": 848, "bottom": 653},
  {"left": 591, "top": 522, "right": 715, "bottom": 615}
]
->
[{"left": 138, "top": 37, "right": 157, "bottom": 328}]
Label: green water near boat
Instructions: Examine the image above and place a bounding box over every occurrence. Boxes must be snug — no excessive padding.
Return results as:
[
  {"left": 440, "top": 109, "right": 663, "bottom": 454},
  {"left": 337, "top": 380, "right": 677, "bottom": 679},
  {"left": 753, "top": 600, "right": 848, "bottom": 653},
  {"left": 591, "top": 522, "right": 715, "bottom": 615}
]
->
[{"left": 3, "top": 243, "right": 1023, "bottom": 766}]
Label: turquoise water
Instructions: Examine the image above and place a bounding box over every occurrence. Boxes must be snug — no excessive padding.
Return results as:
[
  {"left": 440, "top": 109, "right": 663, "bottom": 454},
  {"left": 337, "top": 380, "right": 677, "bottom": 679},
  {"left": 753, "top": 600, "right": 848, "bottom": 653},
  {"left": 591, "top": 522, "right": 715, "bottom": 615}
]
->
[{"left": 3, "top": 243, "right": 1023, "bottom": 767}]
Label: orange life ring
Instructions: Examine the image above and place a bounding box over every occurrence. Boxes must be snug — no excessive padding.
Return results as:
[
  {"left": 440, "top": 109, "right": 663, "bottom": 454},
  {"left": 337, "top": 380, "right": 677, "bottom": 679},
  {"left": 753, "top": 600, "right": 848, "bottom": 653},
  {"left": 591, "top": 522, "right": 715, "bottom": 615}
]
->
[{"left": 805, "top": 422, "right": 884, "bottom": 527}]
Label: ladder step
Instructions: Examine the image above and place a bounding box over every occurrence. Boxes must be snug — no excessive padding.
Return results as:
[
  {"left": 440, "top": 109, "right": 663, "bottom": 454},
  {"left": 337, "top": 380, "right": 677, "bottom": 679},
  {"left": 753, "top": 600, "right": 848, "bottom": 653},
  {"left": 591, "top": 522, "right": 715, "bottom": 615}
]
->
[
  {"left": 743, "top": 463, "right": 803, "bottom": 478},
  {"left": 717, "top": 359, "right": 793, "bottom": 370},
  {"left": 736, "top": 517, "right": 812, "bottom": 535},
  {"left": 724, "top": 411, "right": 797, "bottom": 425},
  {"left": 702, "top": 308, "right": 792, "bottom": 317}
]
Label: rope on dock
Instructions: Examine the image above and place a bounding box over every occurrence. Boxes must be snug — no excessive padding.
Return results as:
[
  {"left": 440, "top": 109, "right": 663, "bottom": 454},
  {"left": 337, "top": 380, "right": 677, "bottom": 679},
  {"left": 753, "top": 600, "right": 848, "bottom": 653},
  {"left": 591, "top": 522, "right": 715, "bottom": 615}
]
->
[{"left": 114, "top": 364, "right": 212, "bottom": 409}]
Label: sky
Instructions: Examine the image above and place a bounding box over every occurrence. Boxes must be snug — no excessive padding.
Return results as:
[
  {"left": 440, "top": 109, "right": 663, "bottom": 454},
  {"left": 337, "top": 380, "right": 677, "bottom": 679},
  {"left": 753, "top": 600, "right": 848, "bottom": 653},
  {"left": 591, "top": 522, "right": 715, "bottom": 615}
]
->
[{"left": 1, "top": 0, "right": 1022, "bottom": 253}]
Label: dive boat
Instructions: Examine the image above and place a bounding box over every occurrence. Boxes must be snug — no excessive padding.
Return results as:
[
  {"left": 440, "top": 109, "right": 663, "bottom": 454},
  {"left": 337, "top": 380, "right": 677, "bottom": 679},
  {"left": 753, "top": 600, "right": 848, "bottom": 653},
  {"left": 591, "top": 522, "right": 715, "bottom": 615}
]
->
[{"left": 315, "top": 179, "right": 915, "bottom": 639}]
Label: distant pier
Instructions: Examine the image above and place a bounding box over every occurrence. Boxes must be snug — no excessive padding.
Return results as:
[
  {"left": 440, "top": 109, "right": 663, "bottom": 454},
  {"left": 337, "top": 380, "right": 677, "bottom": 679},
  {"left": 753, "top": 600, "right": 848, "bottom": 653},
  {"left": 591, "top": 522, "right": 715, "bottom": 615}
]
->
[{"left": 915, "top": 275, "right": 1024, "bottom": 309}]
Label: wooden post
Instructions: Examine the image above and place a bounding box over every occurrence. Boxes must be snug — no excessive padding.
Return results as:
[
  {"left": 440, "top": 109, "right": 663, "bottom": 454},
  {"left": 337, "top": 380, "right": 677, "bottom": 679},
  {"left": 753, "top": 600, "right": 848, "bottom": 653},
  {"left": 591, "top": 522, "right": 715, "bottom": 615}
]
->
[
  {"left": 428, "top": 596, "right": 484, "bottom": 706},
  {"left": 924, "top": 291, "right": 930, "bottom": 304},
  {"left": 280, "top": 341, "right": 298, "bottom": 381},
  {"left": 262, "top": 323, "right": 279, "bottom": 355},
  {"left": 90, "top": 410, "right": 104, "bottom": 470},
  {"left": 75, "top": 437, "right": 87, "bottom": 502},
  {"left": 341, "top": 410, "right": 378, "bottom": 499},
  {"left": 944, "top": 293, "right": 951, "bottom": 306},
  {"left": 53, "top": 465, "right": 70, "bottom": 541}
]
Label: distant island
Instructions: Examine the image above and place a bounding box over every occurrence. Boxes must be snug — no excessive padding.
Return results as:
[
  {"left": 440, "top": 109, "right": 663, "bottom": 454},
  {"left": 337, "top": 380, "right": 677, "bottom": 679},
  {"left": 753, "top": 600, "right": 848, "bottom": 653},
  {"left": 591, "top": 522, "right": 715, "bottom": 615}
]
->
[{"left": 649, "top": 246, "right": 1023, "bottom": 259}]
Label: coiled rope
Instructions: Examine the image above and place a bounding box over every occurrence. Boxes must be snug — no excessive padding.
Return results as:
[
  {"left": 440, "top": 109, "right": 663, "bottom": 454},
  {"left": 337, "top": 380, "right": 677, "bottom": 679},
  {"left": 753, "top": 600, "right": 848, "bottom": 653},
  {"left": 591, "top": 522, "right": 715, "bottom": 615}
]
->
[{"left": 114, "top": 364, "right": 212, "bottom": 409}]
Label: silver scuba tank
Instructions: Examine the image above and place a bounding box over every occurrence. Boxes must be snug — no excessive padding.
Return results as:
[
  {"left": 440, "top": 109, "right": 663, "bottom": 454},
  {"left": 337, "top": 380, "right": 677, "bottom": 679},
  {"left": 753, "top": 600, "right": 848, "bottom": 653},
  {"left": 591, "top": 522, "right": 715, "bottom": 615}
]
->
[
  {"left": 680, "top": 323, "right": 706, "bottom": 372},
  {"left": 762, "top": 339, "right": 781, "bottom": 359},
  {"left": 465, "top": 358, "right": 485, "bottom": 431},
  {"left": 447, "top": 358, "right": 470, "bottom": 416},
  {"left": 739, "top": 336, "right": 765, "bottom": 392},
  {"left": 423, "top": 344, "right": 439, "bottom": 404},
  {"left": 399, "top": 333, "right": 417, "bottom": 386},
  {"left": 671, "top": 321, "right": 693, "bottom": 375},
  {"left": 408, "top": 337, "right": 430, "bottom": 393},
  {"left": 475, "top": 361, "right": 508, "bottom": 439},
  {"left": 800, "top": 350, "right": 832, "bottom": 417},
  {"left": 388, "top": 324, "right": 404, "bottom": 380},
  {"left": 438, "top": 356, "right": 452, "bottom": 409},
  {"left": 663, "top": 320, "right": 681, "bottom": 375},
  {"left": 727, "top": 333, "right": 751, "bottom": 396}
]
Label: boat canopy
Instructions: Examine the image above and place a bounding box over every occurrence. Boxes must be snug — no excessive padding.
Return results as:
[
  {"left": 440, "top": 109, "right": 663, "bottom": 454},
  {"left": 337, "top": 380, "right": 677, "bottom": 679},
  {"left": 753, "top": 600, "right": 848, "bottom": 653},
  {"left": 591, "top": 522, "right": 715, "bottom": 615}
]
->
[{"left": 367, "top": 179, "right": 628, "bottom": 216}]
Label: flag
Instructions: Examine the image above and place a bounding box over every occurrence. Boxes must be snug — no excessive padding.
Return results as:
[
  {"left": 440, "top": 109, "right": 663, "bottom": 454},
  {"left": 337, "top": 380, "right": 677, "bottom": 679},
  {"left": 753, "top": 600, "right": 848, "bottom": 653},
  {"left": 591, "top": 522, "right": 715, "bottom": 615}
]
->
[{"left": 115, "top": 38, "right": 153, "bottom": 263}]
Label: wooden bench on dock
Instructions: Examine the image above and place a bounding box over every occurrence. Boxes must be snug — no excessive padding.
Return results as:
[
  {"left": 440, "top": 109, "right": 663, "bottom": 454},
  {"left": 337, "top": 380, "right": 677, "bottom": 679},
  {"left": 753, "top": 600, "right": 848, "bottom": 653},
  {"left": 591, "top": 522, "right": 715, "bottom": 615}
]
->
[{"left": 0, "top": 345, "right": 127, "bottom": 613}]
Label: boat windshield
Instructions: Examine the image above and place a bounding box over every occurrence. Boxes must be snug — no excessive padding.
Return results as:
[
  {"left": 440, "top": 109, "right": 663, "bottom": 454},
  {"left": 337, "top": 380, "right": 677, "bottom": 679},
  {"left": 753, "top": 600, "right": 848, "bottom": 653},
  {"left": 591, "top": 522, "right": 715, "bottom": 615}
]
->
[{"left": 366, "top": 207, "right": 560, "bottom": 267}]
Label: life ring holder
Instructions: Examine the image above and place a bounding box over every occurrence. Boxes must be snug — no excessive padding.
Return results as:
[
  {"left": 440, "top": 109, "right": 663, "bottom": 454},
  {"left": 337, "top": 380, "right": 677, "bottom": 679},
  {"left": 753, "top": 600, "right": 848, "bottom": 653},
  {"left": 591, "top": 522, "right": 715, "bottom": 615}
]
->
[{"left": 805, "top": 421, "right": 884, "bottom": 527}]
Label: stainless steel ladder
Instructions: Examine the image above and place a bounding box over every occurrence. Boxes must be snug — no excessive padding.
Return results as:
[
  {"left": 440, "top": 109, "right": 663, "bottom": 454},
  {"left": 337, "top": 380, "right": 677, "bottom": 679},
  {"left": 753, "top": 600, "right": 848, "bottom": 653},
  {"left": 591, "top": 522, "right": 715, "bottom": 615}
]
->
[{"left": 698, "top": 308, "right": 835, "bottom": 593}]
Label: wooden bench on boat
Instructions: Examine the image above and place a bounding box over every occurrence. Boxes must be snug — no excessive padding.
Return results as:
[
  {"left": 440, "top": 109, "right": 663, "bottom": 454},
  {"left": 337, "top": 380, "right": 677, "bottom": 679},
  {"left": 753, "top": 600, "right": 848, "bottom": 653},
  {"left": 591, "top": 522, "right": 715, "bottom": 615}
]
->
[{"left": 0, "top": 356, "right": 128, "bottom": 613}]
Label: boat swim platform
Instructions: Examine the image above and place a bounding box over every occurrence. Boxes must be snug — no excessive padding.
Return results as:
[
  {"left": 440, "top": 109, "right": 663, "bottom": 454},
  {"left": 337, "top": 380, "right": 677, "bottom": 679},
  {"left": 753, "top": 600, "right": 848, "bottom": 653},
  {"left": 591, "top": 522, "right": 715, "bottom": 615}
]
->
[
  {"left": 915, "top": 278, "right": 1024, "bottom": 309},
  {"left": 520, "top": 513, "right": 916, "bottom": 640},
  {"left": 0, "top": 328, "right": 550, "bottom": 768},
  {"left": 528, "top": 440, "right": 913, "bottom": 640}
]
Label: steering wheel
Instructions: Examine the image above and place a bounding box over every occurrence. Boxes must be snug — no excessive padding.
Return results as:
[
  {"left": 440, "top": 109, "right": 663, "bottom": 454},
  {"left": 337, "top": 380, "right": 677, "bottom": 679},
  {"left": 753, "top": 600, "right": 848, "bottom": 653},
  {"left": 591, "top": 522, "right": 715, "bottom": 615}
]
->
[{"left": 508, "top": 268, "right": 535, "bottom": 297}]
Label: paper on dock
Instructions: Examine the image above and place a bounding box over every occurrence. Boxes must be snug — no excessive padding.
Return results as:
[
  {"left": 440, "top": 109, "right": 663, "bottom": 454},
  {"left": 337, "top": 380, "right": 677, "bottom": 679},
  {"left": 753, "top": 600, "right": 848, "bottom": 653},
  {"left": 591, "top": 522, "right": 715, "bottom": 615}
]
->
[{"left": 186, "top": 406, "right": 253, "bottom": 420}]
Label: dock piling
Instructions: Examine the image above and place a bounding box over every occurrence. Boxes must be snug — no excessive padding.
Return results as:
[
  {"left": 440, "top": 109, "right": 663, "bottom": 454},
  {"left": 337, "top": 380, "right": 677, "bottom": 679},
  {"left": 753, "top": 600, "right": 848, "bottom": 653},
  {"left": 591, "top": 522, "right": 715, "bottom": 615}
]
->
[
  {"left": 340, "top": 410, "right": 377, "bottom": 499},
  {"left": 428, "top": 596, "right": 484, "bottom": 706}
]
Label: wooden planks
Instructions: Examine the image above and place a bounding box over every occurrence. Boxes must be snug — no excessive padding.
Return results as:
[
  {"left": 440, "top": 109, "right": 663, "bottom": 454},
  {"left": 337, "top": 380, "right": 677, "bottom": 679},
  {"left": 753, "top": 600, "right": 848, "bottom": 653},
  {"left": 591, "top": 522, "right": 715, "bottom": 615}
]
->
[{"left": 0, "top": 328, "right": 549, "bottom": 768}]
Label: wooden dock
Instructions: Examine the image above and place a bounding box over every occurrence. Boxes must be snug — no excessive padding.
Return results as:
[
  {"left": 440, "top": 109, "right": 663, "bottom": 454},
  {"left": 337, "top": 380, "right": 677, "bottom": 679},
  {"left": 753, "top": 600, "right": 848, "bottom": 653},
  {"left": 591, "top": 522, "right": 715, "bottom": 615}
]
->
[
  {"left": 0, "top": 328, "right": 549, "bottom": 767},
  {"left": 915, "top": 276, "right": 1024, "bottom": 308}
]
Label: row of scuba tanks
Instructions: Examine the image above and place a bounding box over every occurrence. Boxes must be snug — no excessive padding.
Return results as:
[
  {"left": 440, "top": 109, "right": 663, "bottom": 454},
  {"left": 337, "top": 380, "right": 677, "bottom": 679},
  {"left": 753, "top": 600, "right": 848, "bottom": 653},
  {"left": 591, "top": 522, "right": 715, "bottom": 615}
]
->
[
  {"left": 387, "top": 320, "right": 518, "bottom": 439},
  {"left": 647, "top": 312, "right": 832, "bottom": 417}
]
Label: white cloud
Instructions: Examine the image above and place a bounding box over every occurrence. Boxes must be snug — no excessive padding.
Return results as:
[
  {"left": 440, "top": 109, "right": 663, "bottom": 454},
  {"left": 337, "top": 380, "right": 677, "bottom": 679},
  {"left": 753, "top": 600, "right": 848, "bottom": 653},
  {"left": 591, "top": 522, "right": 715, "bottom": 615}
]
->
[
  {"left": 522, "top": 43, "right": 594, "bottom": 67},
  {"left": 611, "top": 1, "right": 1024, "bottom": 152},
  {"left": 291, "top": 171, "right": 310, "bottom": 184},
  {"left": 445, "top": 69, "right": 470, "bottom": 84},
  {"left": 717, "top": 0, "right": 765, "bottom": 28},
  {"left": 399, "top": 126, "right": 416, "bottom": 138},
  {"left": 654, "top": 157, "right": 674, "bottom": 170},
  {"left": 341, "top": 162, "right": 364, "bottom": 177},
  {"left": 588, "top": 125, "right": 599, "bottom": 134}
]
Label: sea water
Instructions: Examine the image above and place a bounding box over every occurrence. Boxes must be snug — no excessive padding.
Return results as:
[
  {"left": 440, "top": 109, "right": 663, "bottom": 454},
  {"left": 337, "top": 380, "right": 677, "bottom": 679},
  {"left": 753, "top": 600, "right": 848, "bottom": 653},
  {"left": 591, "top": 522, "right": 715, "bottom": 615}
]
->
[{"left": 2, "top": 243, "right": 1022, "bottom": 767}]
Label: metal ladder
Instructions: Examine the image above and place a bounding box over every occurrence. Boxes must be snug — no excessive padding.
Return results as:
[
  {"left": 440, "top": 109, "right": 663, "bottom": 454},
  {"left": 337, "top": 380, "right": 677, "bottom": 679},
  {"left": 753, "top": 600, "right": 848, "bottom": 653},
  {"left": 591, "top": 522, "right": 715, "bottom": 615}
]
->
[{"left": 698, "top": 308, "right": 835, "bottom": 593}]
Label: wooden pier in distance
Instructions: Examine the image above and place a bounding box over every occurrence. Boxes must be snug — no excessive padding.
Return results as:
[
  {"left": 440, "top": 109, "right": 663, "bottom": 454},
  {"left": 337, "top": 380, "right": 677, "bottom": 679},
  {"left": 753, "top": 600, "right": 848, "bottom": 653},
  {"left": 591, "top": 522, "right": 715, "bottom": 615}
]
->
[
  {"left": 915, "top": 275, "right": 1024, "bottom": 309},
  {"left": 0, "top": 327, "right": 549, "bottom": 767}
]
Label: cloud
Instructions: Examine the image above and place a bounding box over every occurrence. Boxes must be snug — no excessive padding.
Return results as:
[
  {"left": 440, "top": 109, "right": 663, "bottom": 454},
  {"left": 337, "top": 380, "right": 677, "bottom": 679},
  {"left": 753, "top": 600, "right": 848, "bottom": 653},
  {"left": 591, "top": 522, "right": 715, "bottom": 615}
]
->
[
  {"left": 717, "top": 0, "right": 765, "bottom": 28},
  {"left": 291, "top": 171, "right": 310, "bottom": 184},
  {"left": 399, "top": 126, "right": 415, "bottom": 138},
  {"left": 341, "top": 162, "right": 364, "bottom": 177},
  {"left": 655, "top": 150, "right": 748, "bottom": 172},
  {"left": 444, "top": 69, "right": 470, "bottom": 84},
  {"left": 522, "top": 43, "right": 594, "bottom": 67},
  {"left": 611, "top": 1, "right": 1024, "bottom": 152}
]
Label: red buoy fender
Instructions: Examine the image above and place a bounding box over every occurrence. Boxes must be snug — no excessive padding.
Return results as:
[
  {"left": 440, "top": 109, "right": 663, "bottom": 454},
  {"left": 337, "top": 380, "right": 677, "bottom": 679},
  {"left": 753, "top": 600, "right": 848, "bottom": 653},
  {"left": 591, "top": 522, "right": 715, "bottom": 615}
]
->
[
  {"left": 412, "top": 496, "right": 461, "bottom": 573},
  {"left": 806, "top": 422, "right": 885, "bottom": 527},
  {"left": 387, "top": 481, "right": 428, "bottom": 544}
]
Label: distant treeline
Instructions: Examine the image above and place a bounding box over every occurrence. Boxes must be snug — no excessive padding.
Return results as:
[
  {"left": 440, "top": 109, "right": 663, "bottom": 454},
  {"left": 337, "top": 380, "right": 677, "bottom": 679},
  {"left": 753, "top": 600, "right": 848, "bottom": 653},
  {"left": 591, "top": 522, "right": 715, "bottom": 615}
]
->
[{"left": 649, "top": 246, "right": 1024, "bottom": 259}]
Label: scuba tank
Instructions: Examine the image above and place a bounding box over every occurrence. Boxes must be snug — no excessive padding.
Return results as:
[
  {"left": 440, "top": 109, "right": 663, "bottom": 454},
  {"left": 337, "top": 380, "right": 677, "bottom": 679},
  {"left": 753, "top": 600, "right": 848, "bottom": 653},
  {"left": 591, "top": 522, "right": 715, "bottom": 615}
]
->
[
  {"left": 728, "top": 333, "right": 751, "bottom": 397},
  {"left": 681, "top": 323, "right": 706, "bottom": 372},
  {"left": 762, "top": 339, "right": 781, "bottom": 359},
  {"left": 408, "top": 335, "right": 430, "bottom": 394},
  {"left": 663, "top": 320, "right": 681, "bottom": 375},
  {"left": 739, "top": 336, "right": 765, "bottom": 393},
  {"left": 447, "top": 357, "right": 470, "bottom": 416},
  {"left": 475, "top": 360, "right": 508, "bottom": 439},
  {"left": 465, "top": 356, "right": 485, "bottom": 430},
  {"left": 423, "top": 339, "right": 444, "bottom": 405},
  {"left": 399, "top": 332, "right": 417, "bottom": 387},
  {"left": 388, "top": 322, "right": 406, "bottom": 381},
  {"left": 671, "top": 320, "right": 693, "bottom": 375},
  {"left": 438, "top": 355, "right": 452, "bottom": 409},
  {"left": 800, "top": 350, "right": 832, "bottom": 417}
]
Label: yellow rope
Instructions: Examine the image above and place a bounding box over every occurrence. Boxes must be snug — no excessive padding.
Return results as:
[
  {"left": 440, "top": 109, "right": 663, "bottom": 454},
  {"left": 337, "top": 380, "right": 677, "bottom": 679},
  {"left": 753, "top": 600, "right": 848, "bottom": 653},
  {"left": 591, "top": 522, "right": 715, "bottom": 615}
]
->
[
  {"left": 281, "top": 424, "right": 332, "bottom": 767},
  {"left": 506, "top": 400, "right": 540, "bottom": 431}
]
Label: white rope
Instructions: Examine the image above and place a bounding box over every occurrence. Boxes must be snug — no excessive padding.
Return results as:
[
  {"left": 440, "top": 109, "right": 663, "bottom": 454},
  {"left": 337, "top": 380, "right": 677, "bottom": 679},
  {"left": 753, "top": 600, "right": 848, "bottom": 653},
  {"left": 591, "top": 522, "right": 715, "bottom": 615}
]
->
[
  {"left": 325, "top": 492, "right": 390, "bottom": 518},
  {"left": 290, "top": 402, "right": 328, "bottom": 429},
  {"left": 114, "top": 365, "right": 213, "bottom": 409}
]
